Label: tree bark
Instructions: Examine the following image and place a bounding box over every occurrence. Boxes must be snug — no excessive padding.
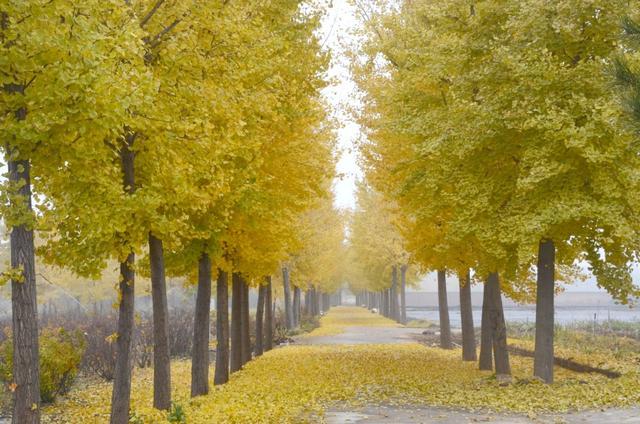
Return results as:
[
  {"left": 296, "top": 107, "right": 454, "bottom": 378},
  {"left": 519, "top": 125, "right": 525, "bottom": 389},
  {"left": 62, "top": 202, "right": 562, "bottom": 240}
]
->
[
  {"left": 487, "top": 272, "right": 510, "bottom": 375},
  {"left": 437, "top": 270, "right": 452, "bottom": 349},
  {"left": 8, "top": 155, "right": 40, "bottom": 424},
  {"left": 148, "top": 233, "right": 171, "bottom": 409},
  {"left": 240, "top": 276, "right": 251, "bottom": 366},
  {"left": 479, "top": 277, "right": 493, "bottom": 370},
  {"left": 214, "top": 268, "right": 229, "bottom": 385},
  {"left": 264, "top": 277, "right": 273, "bottom": 352},
  {"left": 459, "top": 269, "right": 477, "bottom": 361},
  {"left": 191, "top": 252, "right": 211, "bottom": 397},
  {"left": 400, "top": 265, "right": 407, "bottom": 324},
  {"left": 534, "top": 239, "right": 555, "bottom": 383},
  {"left": 230, "top": 272, "right": 242, "bottom": 372},
  {"left": 282, "top": 267, "right": 293, "bottom": 329},
  {"left": 255, "top": 283, "right": 265, "bottom": 357},
  {"left": 293, "top": 286, "right": 301, "bottom": 327},
  {"left": 391, "top": 266, "right": 400, "bottom": 322},
  {"left": 110, "top": 138, "right": 136, "bottom": 424}
]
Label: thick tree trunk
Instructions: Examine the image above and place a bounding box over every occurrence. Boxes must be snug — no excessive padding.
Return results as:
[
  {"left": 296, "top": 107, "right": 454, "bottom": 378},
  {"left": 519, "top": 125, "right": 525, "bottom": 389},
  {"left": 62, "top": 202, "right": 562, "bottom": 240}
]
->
[
  {"left": 459, "top": 269, "right": 477, "bottom": 361},
  {"left": 214, "top": 269, "right": 229, "bottom": 385},
  {"left": 240, "top": 277, "right": 251, "bottom": 366},
  {"left": 400, "top": 265, "right": 407, "bottom": 324},
  {"left": 282, "top": 267, "right": 293, "bottom": 329},
  {"left": 293, "top": 286, "right": 301, "bottom": 327},
  {"left": 534, "top": 239, "right": 555, "bottom": 383},
  {"left": 111, "top": 139, "right": 136, "bottom": 424},
  {"left": 230, "top": 272, "right": 242, "bottom": 373},
  {"left": 148, "top": 233, "right": 171, "bottom": 409},
  {"left": 255, "top": 283, "right": 265, "bottom": 357},
  {"left": 8, "top": 156, "right": 40, "bottom": 424},
  {"left": 479, "top": 278, "right": 493, "bottom": 370},
  {"left": 264, "top": 277, "right": 273, "bottom": 352},
  {"left": 191, "top": 252, "right": 211, "bottom": 397},
  {"left": 437, "top": 270, "right": 452, "bottom": 349},
  {"left": 487, "top": 272, "right": 510, "bottom": 375}
]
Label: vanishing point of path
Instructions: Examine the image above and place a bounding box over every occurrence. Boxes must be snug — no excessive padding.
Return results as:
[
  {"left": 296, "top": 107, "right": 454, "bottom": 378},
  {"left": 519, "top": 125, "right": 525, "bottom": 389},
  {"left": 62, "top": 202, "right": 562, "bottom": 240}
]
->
[{"left": 299, "top": 307, "right": 640, "bottom": 424}]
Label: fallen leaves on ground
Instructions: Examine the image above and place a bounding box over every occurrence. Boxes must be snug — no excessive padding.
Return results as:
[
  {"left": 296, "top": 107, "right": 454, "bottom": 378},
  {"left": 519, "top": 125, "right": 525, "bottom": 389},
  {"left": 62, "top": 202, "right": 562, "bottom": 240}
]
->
[
  {"left": 42, "top": 308, "right": 640, "bottom": 423},
  {"left": 300, "top": 306, "right": 400, "bottom": 338}
]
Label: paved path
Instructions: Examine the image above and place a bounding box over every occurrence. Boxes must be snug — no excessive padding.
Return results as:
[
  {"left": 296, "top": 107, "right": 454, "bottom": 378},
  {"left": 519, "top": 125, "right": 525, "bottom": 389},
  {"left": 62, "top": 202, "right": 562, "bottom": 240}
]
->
[
  {"left": 297, "top": 326, "right": 425, "bottom": 345},
  {"left": 300, "top": 315, "right": 640, "bottom": 424},
  {"left": 324, "top": 405, "right": 640, "bottom": 424}
]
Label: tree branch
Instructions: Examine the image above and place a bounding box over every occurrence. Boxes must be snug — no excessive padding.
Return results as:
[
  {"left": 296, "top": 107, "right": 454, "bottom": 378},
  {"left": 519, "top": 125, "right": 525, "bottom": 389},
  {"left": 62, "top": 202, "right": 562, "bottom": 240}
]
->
[{"left": 139, "top": 0, "right": 165, "bottom": 28}]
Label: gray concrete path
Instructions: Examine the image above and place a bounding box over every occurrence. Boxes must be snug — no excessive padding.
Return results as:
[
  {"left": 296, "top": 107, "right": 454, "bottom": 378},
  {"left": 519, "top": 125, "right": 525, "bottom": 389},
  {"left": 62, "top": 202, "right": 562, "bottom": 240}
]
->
[
  {"left": 324, "top": 405, "right": 640, "bottom": 424},
  {"left": 297, "top": 326, "right": 424, "bottom": 345}
]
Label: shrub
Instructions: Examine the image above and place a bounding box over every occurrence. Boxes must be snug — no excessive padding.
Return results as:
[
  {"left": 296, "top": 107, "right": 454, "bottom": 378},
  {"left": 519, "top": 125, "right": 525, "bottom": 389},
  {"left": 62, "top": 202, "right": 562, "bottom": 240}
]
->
[
  {"left": 81, "top": 313, "right": 118, "bottom": 381},
  {"left": 168, "top": 403, "right": 186, "bottom": 423},
  {"left": 0, "top": 327, "right": 85, "bottom": 403}
]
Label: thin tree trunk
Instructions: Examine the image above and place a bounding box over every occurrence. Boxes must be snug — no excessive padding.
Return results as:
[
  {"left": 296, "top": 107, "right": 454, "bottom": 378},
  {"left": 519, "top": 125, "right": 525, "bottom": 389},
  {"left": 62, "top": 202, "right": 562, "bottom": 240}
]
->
[
  {"left": 293, "top": 286, "right": 301, "bottom": 327},
  {"left": 459, "top": 269, "right": 477, "bottom": 361},
  {"left": 437, "top": 270, "right": 452, "bottom": 349},
  {"left": 534, "top": 239, "right": 555, "bottom": 384},
  {"left": 479, "top": 277, "right": 493, "bottom": 370},
  {"left": 8, "top": 154, "right": 40, "bottom": 424},
  {"left": 191, "top": 252, "right": 211, "bottom": 397},
  {"left": 214, "top": 269, "right": 229, "bottom": 385},
  {"left": 400, "top": 265, "right": 407, "bottom": 324},
  {"left": 230, "top": 272, "right": 242, "bottom": 373},
  {"left": 255, "top": 284, "right": 265, "bottom": 357},
  {"left": 110, "top": 138, "right": 136, "bottom": 424},
  {"left": 487, "top": 272, "right": 510, "bottom": 375},
  {"left": 282, "top": 267, "right": 293, "bottom": 329},
  {"left": 240, "top": 277, "right": 251, "bottom": 366},
  {"left": 391, "top": 266, "right": 399, "bottom": 322},
  {"left": 148, "top": 233, "right": 171, "bottom": 409},
  {"left": 264, "top": 277, "right": 273, "bottom": 352}
]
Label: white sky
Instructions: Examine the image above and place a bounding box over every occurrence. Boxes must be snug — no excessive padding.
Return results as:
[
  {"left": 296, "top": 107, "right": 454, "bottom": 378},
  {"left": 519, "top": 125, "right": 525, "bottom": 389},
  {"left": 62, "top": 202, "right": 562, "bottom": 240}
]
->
[{"left": 320, "top": 0, "right": 362, "bottom": 211}]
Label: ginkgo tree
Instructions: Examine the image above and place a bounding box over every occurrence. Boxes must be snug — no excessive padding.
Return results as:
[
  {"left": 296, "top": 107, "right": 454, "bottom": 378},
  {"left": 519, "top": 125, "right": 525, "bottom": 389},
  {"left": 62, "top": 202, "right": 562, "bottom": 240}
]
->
[{"left": 355, "top": 0, "right": 640, "bottom": 384}]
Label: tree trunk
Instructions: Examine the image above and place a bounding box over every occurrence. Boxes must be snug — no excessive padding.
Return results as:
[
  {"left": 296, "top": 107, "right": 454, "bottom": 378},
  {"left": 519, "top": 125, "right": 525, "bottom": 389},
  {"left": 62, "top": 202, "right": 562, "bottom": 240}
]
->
[
  {"left": 293, "top": 286, "right": 301, "bottom": 327},
  {"left": 400, "top": 265, "right": 407, "bottom": 324},
  {"left": 214, "top": 269, "right": 229, "bottom": 385},
  {"left": 191, "top": 252, "right": 211, "bottom": 397},
  {"left": 534, "top": 239, "right": 555, "bottom": 383},
  {"left": 487, "top": 272, "right": 510, "bottom": 375},
  {"left": 255, "top": 283, "right": 265, "bottom": 357},
  {"left": 8, "top": 156, "right": 40, "bottom": 424},
  {"left": 304, "top": 289, "right": 310, "bottom": 315},
  {"left": 110, "top": 139, "right": 136, "bottom": 424},
  {"left": 282, "top": 267, "right": 293, "bottom": 329},
  {"left": 459, "top": 269, "right": 477, "bottom": 361},
  {"left": 264, "top": 277, "right": 273, "bottom": 352},
  {"left": 437, "top": 270, "right": 452, "bottom": 349},
  {"left": 148, "top": 233, "right": 171, "bottom": 409},
  {"left": 391, "top": 266, "right": 400, "bottom": 322},
  {"left": 230, "top": 272, "right": 242, "bottom": 373},
  {"left": 479, "top": 278, "right": 493, "bottom": 370},
  {"left": 240, "top": 277, "right": 251, "bottom": 365}
]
